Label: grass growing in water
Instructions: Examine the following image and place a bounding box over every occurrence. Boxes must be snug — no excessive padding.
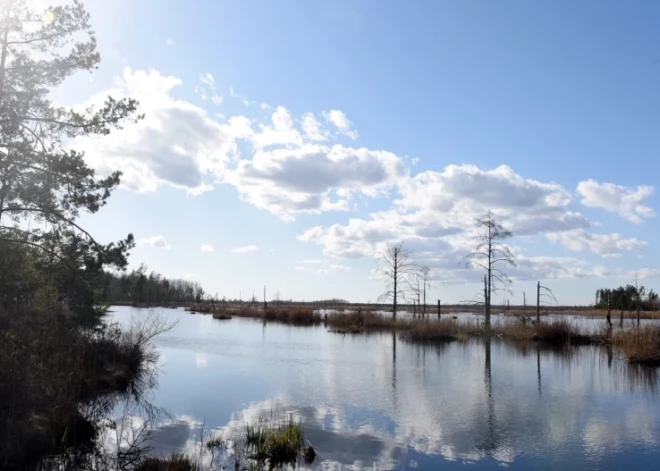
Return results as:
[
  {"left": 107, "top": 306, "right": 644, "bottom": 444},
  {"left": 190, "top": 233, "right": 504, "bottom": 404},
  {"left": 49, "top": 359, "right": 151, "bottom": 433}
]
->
[
  {"left": 402, "top": 319, "right": 460, "bottom": 343},
  {"left": 243, "top": 418, "right": 304, "bottom": 470},
  {"left": 614, "top": 326, "right": 660, "bottom": 366}
]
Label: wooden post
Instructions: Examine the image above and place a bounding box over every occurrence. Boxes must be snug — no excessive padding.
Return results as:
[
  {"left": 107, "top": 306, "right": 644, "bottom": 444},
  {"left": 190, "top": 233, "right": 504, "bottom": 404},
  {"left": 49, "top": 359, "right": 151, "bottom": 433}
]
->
[
  {"left": 523, "top": 292, "right": 526, "bottom": 316},
  {"left": 536, "top": 281, "right": 541, "bottom": 324},
  {"left": 606, "top": 292, "right": 612, "bottom": 330},
  {"left": 637, "top": 290, "right": 641, "bottom": 327},
  {"left": 412, "top": 300, "right": 416, "bottom": 318},
  {"left": 437, "top": 299, "right": 441, "bottom": 319}
]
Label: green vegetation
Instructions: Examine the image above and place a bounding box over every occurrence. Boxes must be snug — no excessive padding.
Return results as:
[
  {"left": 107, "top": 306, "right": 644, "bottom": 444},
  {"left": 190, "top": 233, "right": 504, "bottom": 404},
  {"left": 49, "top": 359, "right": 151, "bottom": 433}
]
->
[
  {"left": 0, "top": 0, "right": 154, "bottom": 468},
  {"left": 595, "top": 285, "right": 659, "bottom": 311},
  {"left": 236, "top": 417, "right": 312, "bottom": 471},
  {"left": 102, "top": 265, "right": 206, "bottom": 306}
]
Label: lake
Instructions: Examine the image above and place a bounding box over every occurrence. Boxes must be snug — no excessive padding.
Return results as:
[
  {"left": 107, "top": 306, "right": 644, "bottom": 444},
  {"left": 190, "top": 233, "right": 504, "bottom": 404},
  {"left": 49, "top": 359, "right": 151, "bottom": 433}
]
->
[{"left": 106, "top": 306, "right": 660, "bottom": 470}]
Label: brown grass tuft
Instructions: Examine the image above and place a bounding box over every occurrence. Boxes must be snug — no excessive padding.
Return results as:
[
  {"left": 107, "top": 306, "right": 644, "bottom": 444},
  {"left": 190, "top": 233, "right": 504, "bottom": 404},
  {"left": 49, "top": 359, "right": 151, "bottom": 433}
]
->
[{"left": 613, "top": 327, "right": 660, "bottom": 366}]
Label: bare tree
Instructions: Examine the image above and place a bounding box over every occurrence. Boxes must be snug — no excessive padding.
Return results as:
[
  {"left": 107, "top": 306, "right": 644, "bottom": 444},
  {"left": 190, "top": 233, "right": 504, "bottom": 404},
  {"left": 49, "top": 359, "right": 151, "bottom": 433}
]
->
[
  {"left": 377, "top": 242, "right": 414, "bottom": 320},
  {"left": 462, "top": 211, "right": 516, "bottom": 327},
  {"left": 536, "top": 281, "right": 558, "bottom": 323},
  {"left": 420, "top": 265, "right": 431, "bottom": 316}
]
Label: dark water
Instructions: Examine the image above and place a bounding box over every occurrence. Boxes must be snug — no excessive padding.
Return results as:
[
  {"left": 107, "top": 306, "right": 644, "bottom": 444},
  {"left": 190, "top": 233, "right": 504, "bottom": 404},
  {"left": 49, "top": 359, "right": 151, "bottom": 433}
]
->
[{"left": 106, "top": 306, "right": 660, "bottom": 470}]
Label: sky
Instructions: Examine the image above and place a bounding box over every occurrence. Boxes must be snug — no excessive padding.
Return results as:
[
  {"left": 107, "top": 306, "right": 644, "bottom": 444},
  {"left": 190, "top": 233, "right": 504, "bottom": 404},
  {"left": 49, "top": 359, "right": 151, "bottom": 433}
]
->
[{"left": 53, "top": 0, "right": 660, "bottom": 305}]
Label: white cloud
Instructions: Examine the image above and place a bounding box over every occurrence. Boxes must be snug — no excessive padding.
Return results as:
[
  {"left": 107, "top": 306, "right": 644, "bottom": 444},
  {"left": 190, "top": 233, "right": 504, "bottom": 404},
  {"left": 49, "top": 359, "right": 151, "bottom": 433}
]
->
[
  {"left": 251, "top": 106, "right": 303, "bottom": 148},
  {"left": 166, "top": 38, "right": 174, "bottom": 45},
  {"left": 547, "top": 230, "right": 647, "bottom": 257},
  {"left": 197, "top": 73, "right": 223, "bottom": 105},
  {"left": 577, "top": 179, "right": 655, "bottom": 224},
  {"left": 200, "top": 244, "right": 215, "bottom": 253},
  {"left": 232, "top": 245, "right": 259, "bottom": 253},
  {"left": 323, "top": 109, "right": 358, "bottom": 139},
  {"left": 301, "top": 112, "right": 328, "bottom": 141},
  {"left": 137, "top": 235, "right": 171, "bottom": 249},
  {"left": 299, "top": 164, "right": 587, "bottom": 260},
  {"left": 302, "top": 259, "right": 328, "bottom": 264},
  {"left": 76, "top": 68, "right": 234, "bottom": 194},
  {"left": 229, "top": 86, "right": 255, "bottom": 107},
  {"left": 621, "top": 268, "right": 660, "bottom": 280},
  {"left": 330, "top": 264, "right": 352, "bottom": 271},
  {"left": 224, "top": 144, "right": 406, "bottom": 221}
]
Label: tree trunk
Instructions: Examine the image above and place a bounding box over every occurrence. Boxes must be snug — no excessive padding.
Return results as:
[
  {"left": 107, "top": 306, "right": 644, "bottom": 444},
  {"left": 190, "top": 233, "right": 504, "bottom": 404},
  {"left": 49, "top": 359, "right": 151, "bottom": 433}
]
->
[{"left": 536, "top": 281, "right": 540, "bottom": 324}]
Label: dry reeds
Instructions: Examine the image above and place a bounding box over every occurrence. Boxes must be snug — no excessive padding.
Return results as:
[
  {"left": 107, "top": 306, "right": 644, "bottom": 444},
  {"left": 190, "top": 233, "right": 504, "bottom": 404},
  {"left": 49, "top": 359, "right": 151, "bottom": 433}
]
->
[
  {"left": 326, "top": 309, "right": 408, "bottom": 331},
  {"left": 613, "top": 326, "right": 660, "bottom": 366},
  {"left": 402, "top": 319, "right": 459, "bottom": 343}
]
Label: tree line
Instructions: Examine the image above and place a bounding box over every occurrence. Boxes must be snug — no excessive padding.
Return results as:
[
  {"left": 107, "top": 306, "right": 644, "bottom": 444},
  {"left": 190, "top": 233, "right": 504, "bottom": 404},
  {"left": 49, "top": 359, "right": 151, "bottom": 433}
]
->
[
  {"left": 595, "top": 285, "right": 659, "bottom": 311},
  {"left": 100, "top": 265, "right": 205, "bottom": 305}
]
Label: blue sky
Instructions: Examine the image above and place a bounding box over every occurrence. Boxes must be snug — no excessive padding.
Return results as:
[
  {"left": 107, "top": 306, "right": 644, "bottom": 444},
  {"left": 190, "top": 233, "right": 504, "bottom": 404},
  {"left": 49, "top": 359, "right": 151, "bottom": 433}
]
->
[{"left": 59, "top": 0, "right": 660, "bottom": 304}]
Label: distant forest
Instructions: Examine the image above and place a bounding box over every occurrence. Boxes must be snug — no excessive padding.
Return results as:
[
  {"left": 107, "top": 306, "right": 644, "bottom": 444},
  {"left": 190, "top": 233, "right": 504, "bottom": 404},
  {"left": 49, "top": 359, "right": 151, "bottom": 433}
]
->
[
  {"left": 595, "top": 285, "right": 659, "bottom": 311},
  {"left": 101, "top": 265, "right": 205, "bottom": 304}
]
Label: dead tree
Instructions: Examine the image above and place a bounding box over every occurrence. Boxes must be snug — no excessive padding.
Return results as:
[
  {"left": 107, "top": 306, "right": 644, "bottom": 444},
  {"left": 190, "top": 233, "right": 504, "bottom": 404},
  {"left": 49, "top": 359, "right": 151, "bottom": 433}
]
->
[
  {"left": 376, "top": 242, "right": 414, "bottom": 320},
  {"left": 536, "top": 281, "right": 558, "bottom": 323},
  {"left": 462, "top": 211, "right": 516, "bottom": 327}
]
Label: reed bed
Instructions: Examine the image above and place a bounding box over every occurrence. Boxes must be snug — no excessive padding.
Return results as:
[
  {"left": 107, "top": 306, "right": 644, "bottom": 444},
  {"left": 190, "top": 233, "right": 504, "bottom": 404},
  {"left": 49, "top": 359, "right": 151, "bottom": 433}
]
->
[
  {"left": 613, "top": 326, "right": 660, "bottom": 366},
  {"left": 188, "top": 304, "right": 322, "bottom": 326}
]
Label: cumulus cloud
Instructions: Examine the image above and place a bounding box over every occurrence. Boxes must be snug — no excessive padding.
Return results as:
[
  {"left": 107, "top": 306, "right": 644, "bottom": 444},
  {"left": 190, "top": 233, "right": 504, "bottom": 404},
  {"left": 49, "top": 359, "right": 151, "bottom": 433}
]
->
[
  {"left": 577, "top": 179, "right": 655, "bottom": 224},
  {"left": 137, "top": 235, "right": 171, "bottom": 249},
  {"left": 301, "top": 112, "right": 329, "bottom": 141},
  {"left": 547, "top": 230, "right": 647, "bottom": 257},
  {"left": 76, "top": 68, "right": 235, "bottom": 194},
  {"left": 200, "top": 244, "right": 215, "bottom": 253},
  {"left": 224, "top": 144, "right": 406, "bottom": 221},
  {"left": 232, "top": 245, "right": 259, "bottom": 253},
  {"left": 323, "top": 109, "right": 358, "bottom": 139},
  {"left": 296, "top": 164, "right": 647, "bottom": 283}
]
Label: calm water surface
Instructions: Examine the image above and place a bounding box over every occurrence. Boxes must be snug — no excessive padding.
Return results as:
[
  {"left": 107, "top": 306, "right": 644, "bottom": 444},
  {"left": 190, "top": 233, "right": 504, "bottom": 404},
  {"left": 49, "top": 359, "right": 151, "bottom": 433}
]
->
[{"left": 107, "top": 306, "right": 660, "bottom": 470}]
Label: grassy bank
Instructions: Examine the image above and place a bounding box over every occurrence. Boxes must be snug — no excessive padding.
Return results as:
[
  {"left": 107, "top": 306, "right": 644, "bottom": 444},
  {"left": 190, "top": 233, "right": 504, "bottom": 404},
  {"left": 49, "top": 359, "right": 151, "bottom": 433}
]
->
[{"left": 0, "top": 309, "right": 156, "bottom": 470}]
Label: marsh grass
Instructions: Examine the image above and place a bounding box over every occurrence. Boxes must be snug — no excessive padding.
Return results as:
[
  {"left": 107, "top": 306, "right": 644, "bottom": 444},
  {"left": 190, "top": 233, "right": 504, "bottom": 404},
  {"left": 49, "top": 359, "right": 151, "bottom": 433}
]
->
[
  {"left": 402, "top": 319, "right": 460, "bottom": 343},
  {"left": 614, "top": 326, "right": 660, "bottom": 366},
  {"left": 326, "top": 309, "right": 410, "bottom": 331},
  {"left": 188, "top": 304, "right": 322, "bottom": 326}
]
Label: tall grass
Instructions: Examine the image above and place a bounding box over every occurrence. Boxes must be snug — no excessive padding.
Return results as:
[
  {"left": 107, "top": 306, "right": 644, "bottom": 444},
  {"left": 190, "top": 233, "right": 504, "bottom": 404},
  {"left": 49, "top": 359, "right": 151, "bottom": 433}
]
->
[
  {"left": 188, "top": 304, "right": 322, "bottom": 326},
  {"left": 613, "top": 326, "right": 660, "bottom": 366},
  {"left": 326, "top": 309, "right": 410, "bottom": 332},
  {"left": 402, "top": 319, "right": 459, "bottom": 343}
]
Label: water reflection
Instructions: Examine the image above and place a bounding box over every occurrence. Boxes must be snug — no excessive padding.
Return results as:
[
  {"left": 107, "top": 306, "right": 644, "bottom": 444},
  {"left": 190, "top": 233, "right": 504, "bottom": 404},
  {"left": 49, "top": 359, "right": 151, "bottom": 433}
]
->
[{"left": 103, "top": 307, "right": 660, "bottom": 470}]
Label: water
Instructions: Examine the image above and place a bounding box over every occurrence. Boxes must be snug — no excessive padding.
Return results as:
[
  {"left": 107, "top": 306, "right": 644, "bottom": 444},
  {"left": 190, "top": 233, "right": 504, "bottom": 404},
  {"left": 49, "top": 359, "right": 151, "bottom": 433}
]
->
[{"left": 106, "top": 306, "right": 660, "bottom": 470}]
